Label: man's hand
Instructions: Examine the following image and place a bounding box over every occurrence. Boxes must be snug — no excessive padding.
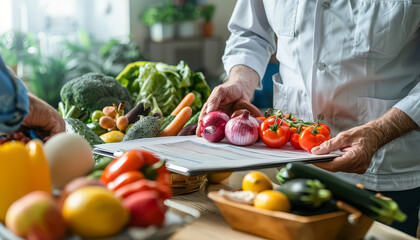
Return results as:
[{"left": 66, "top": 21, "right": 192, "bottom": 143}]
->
[
  {"left": 23, "top": 94, "right": 65, "bottom": 141},
  {"left": 196, "top": 65, "right": 262, "bottom": 136},
  {"left": 311, "top": 108, "right": 418, "bottom": 173},
  {"left": 311, "top": 124, "right": 378, "bottom": 173}
]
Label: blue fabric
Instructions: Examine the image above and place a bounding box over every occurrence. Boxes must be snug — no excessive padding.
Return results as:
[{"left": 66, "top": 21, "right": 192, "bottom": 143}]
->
[
  {"left": 0, "top": 56, "right": 29, "bottom": 133},
  {"left": 252, "top": 62, "right": 278, "bottom": 109}
]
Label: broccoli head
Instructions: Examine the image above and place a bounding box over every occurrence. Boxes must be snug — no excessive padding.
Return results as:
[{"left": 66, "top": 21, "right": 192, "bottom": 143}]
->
[{"left": 60, "top": 73, "right": 133, "bottom": 113}]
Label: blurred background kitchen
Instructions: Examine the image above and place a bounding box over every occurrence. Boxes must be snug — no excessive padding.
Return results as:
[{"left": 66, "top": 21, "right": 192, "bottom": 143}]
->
[{"left": 0, "top": 0, "right": 275, "bottom": 109}]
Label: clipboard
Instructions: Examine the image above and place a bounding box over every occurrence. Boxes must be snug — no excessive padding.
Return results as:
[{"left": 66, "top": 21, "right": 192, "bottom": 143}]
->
[{"left": 93, "top": 136, "right": 340, "bottom": 176}]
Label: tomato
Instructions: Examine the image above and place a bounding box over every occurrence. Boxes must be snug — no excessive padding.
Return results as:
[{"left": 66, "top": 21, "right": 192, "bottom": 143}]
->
[
  {"left": 259, "top": 117, "right": 291, "bottom": 148},
  {"left": 299, "top": 124, "right": 331, "bottom": 152},
  {"left": 289, "top": 125, "right": 307, "bottom": 149},
  {"left": 282, "top": 113, "right": 298, "bottom": 121},
  {"left": 257, "top": 116, "right": 267, "bottom": 122}
]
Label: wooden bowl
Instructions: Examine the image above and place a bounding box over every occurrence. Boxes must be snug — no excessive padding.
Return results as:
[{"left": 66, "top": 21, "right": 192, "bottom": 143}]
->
[{"left": 208, "top": 191, "right": 373, "bottom": 240}]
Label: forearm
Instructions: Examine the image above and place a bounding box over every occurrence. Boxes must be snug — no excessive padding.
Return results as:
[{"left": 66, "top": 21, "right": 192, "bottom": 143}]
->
[
  {"left": 367, "top": 107, "right": 419, "bottom": 150},
  {"left": 228, "top": 65, "right": 260, "bottom": 100}
]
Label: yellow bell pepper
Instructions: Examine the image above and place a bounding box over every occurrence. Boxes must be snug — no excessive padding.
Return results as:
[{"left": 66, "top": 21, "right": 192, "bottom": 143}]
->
[{"left": 0, "top": 140, "right": 51, "bottom": 223}]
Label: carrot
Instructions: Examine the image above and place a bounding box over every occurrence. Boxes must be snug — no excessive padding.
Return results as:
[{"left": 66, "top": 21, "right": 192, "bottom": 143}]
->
[
  {"left": 171, "top": 93, "right": 195, "bottom": 116},
  {"left": 160, "top": 107, "right": 193, "bottom": 137}
]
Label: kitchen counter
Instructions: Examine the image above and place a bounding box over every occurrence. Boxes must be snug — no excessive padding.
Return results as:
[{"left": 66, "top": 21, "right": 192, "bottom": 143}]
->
[{"left": 170, "top": 171, "right": 416, "bottom": 240}]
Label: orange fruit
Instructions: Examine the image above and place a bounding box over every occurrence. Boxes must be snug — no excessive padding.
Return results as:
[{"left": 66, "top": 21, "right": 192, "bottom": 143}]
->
[
  {"left": 242, "top": 171, "right": 273, "bottom": 193},
  {"left": 207, "top": 172, "right": 233, "bottom": 184},
  {"left": 254, "top": 190, "right": 291, "bottom": 212},
  {"left": 62, "top": 186, "right": 128, "bottom": 238}
]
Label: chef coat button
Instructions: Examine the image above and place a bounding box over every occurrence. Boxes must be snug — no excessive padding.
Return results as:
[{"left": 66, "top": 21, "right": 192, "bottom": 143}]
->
[
  {"left": 317, "top": 62, "right": 327, "bottom": 71},
  {"left": 322, "top": 2, "right": 331, "bottom": 10}
]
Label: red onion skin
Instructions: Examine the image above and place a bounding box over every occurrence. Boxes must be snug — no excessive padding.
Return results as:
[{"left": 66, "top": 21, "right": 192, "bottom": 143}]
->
[
  {"left": 200, "top": 111, "right": 230, "bottom": 142},
  {"left": 225, "top": 111, "right": 259, "bottom": 146}
]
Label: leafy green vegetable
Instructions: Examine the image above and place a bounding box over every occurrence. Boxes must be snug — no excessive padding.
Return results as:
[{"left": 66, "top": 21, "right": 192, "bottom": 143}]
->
[
  {"left": 60, "top": 73, "right": 134, "bottom": 114},
  {"left": 116, "top": 61, "right": 210, "bottom": 116},
  {"left": 58, "top": 101, "right": 89, "bottom": 122}
]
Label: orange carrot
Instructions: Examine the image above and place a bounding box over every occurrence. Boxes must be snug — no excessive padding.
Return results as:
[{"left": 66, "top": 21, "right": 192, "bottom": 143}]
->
[
  {"left": 171, "top": 93, "right": 195, "bottom": 116},
  {"left": 160, "top": 107, "right": 193, "bottom": 137}
]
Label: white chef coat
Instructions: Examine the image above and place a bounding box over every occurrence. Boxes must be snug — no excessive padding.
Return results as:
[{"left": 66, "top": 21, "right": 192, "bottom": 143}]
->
[{"left": 222, "top": 0, "right": 420, "bottom": 191}]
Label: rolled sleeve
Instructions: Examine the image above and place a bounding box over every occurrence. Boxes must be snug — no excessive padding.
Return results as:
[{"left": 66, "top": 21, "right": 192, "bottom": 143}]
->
[
  {"left": 222, "top": 0, "right": 276, "bottom": 89},
  {"left": 394, "top": 80, "right": 420, "bottom": 128},
  {"left": 0, "top": 57, "right": 29, "bottom": 133}
]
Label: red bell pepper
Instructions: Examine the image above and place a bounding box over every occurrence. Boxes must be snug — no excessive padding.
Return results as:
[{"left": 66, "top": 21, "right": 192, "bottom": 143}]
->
[
  {"left": 100, "top": 149, "right": 145, "bottom": 184},
  {"left": 107, "top": 171, "right": 145, "bottom": 191},
  {"left": 114, "top": 179, "right": 172, "bottom": 200}
]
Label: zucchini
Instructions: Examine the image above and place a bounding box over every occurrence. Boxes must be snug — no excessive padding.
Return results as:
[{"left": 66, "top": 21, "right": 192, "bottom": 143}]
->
[
  {"left": 160, "top": 115, "right": 176, "bottom": 133},
  {"left": 65, "top": 118, "right": 104, "bottom": 148},
  {"left": 286, "top": 162, "right": 406, "bottom": 225},
  {"left": 185, "top": 110, "right": 201, "bottom": 127},
  {"left": 276, "top": 167, "right": 291, "bottom": 184},
  {"left": 278, "top": 179, "right": 331, "bottom": 209}
]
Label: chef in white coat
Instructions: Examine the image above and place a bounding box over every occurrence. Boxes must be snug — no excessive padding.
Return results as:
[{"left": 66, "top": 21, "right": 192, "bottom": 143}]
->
[{"left": 198, "top": 0, "right": 420, "bottom": 236}]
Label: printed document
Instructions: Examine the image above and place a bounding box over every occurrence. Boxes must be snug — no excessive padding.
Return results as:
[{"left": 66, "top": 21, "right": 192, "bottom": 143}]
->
[{"left": 93, "top": 136, "right": 341, "bottom": 176}]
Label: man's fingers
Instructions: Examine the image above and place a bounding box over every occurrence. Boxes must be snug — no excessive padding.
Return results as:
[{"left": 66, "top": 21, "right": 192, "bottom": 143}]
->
[
  {"left": 206, "top": 87, "right": 225, "bottom": 113},
  {"left": 313, "top": 154, "right": 349, "bottom": 172},
  {"left": 311, "top": 135, "right": 348, "bottom": 155}
]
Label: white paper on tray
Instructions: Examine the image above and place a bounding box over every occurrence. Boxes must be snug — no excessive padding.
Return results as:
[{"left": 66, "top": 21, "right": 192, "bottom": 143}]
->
[{"left": 93, "top": 136, "right": 342, "bottom": 176}]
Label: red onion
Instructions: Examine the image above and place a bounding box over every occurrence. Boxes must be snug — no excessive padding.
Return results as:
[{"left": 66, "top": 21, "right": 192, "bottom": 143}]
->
[
  {"left": 225, "top": 110, "right": 259, "bottom": 146},
  {"left": 201, "top": 111, "right": 230, "bottom": 142}
]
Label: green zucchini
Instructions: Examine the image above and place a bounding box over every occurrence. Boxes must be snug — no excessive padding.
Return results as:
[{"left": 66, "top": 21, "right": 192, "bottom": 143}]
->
[
  {"left": 64, "top": 118, "right": 104, "bottom": 148},
  {"left": 278, "top": 179, "right": 331, "bottom": 209},
  {"left": 185, "top": 110, "right": 201, "bottom": 127},
  {"left": 286, "top": 162, "right": 406, "bottom": 225},
  {"left": 276, "top": 167, "right": 291, "bottom": 184},
  {"left": 160, "top": 115, "right": 176, "bottom": 133}
]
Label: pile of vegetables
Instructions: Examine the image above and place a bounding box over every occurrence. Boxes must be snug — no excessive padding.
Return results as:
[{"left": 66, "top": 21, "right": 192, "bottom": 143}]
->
[
  {"left": 116, "top": 61, "right": 210, "bottom": 116},
  {"left": 1, "top": 140, "right": 173, "bottom": 239},
  {"left": 199, "top": 108, "right": 331, "bottom": 152},
  {"left": 219, "top": 164, "right": 406, "bottom": 227},
  {"left": 60, "top": 72, "right": 134, "bottom": 116}
]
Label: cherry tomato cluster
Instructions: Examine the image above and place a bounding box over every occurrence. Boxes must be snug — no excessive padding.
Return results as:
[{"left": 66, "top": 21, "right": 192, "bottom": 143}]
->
[
  {"left": 0, "top": 128, "right": 45, "bottom": 145},
  {"left": 259, "top": 110, "right": 330, "bottom": 152}
]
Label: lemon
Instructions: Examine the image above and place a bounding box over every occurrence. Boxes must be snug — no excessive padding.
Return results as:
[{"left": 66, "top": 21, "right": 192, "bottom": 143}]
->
[
  {"left": 207, "top": 172, "right": 233, "bottom": 184},
  {"left": 100, "top": 131, "right": 125, "bottom": 143},
  {"left": 242, "top": 171, "right": 273, "bottom": 193},
  {"left": 62, "top": 186, "right": 129, "bottom": 238},
  {"left": 254, "top": 190, "right": 291, "bottom": 212}
]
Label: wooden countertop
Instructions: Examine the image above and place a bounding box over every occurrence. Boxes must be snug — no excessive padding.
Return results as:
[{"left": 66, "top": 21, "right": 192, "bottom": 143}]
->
[{"left": 169, "top": 171, "right": 416, "bottom": 240}]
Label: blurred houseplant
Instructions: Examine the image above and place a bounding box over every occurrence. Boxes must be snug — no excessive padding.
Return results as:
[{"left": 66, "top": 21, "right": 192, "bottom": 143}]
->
[
  {"left": 1, "top": 30, "right": 146, "bottom": 108},
  {"left": 175, "top": 3, "right": 201, "bottom": 38},
  {"left": 201, "top": 4, "right": 215, "bottom": 37},
  {"left": 0, "top": 31, "right": 38, "bottom": 73},
  {"left": 141, "top": 4, "right": 177, "bottom": 41}
]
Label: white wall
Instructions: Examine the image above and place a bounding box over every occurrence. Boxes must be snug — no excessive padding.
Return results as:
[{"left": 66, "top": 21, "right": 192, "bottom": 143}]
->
[
  {"left": 207, "top": 0, "right": 236, "bottom": 42},
  {"left": 128, "top": 0, "right": 236, "bottom": 55},
  {"left": 86, "top": 0, "right": 131, "bottom": 42}
]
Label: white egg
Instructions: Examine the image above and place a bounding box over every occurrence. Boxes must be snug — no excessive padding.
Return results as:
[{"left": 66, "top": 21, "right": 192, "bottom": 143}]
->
[{"left": 44, "top": 133, "right": 94, "bottom": 190}]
